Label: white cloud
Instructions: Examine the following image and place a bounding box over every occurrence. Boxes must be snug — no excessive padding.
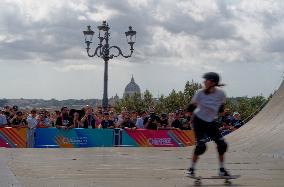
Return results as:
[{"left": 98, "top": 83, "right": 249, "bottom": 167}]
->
[
  {"left": 53, "top": 63, "right": 99, "bottom": 72},
  {"left": 0, "top": 0, "right": 284, "bottom": 99},
  {"left": 177, "top": 0, "right": 219, "bottom": 22},
  {"left": 86, "top": 4, "right": 122, "bottom": 22},
  {"left": 127, "top": 0, "right": 153, "bottom": 9}
]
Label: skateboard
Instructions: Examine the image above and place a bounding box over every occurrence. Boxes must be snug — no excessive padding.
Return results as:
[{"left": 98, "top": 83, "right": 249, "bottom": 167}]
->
[{"left": 186, "top": 174, "right": 240, "bottom": 185}]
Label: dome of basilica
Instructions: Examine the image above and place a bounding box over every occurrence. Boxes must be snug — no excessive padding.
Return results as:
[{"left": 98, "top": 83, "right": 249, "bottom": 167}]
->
[{"left": 123, "top": 76, "right": 141, "bottom": 97}]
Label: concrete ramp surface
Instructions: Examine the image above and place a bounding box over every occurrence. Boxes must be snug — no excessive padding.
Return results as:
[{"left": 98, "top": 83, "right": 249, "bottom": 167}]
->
[
  {"left": 228, "top": 80, "right": 284, "bottom": 158},
  {"left": 1, "top": 81, "right": 284, "bottom": 187}
]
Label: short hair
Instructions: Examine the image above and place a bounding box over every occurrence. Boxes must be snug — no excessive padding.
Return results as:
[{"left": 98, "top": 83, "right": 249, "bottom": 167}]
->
[{"left": 61, "top": 106, "right": 68, "bottom": 112}]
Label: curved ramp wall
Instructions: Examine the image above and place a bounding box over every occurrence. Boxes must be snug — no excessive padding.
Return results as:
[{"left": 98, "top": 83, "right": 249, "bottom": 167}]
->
[{"left": 227, "top": 80, "right": 284, "bottom": 157}]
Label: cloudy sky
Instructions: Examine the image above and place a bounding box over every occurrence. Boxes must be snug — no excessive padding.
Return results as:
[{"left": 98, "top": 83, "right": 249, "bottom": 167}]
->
[{"left": 0, "top": 0, "right": 284, "bottom": 100}]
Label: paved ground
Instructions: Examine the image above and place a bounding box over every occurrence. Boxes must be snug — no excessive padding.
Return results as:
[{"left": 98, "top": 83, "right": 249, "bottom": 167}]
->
[
  {"left": 1, "top": 146, "right": 284, "bottom": 187},
  {"left": 1, "top": 81, "right": 284, "bottom": 187}
]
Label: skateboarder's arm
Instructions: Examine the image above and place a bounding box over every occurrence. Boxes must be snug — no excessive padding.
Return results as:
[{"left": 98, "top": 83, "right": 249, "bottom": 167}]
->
[
  {"left": 187, "top": 103, "right": 197, "bottom": 113},
  {"left": 218, "top": 104, "right": 225, "bottom": 113}
]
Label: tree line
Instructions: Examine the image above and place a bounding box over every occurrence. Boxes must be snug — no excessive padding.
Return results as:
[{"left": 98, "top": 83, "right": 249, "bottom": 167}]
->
[{"left": 114, "top": 80, "right": 268, "bottom": 121}]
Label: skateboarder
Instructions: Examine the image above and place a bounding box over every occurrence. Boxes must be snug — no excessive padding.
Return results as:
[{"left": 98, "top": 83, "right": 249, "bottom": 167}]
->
[{"left": 186, "top": 72, "right": 230, "bottom": 177}]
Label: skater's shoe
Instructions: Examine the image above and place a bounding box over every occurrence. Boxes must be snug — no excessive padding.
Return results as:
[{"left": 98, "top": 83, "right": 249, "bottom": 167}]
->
[
  {"left": 186, "top": 167, "right": 195, "bottom": 177},
  {"left": 219, "top": 168, "right": 230, "bottom": 177}
]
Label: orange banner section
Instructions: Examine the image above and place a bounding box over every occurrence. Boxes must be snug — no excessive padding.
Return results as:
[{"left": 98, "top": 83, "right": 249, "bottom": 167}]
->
[
  {"left": 0, "top": 127, "right": 27, "bottom": 148},
  {"left": 124, "top": 129, "right": 196, "bottom": 147}
]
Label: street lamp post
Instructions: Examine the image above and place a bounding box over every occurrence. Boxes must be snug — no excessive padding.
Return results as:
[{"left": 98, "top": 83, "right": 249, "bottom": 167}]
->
[{"left": 83, "top": 21, "right": 136, "bottom": 111}]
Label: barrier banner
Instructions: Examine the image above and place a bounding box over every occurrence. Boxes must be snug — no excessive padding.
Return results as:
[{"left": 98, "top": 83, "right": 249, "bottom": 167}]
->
[
  {"left": 0, "top": 127, "right": 27, "bottom": 148},
  {"left": 0, "top": 128, "right": 196, "bottom": 148},
  {"left": 34, "top": 128, "right": 114, "bottom": 148},
  {"left": 123, "top": 129, "right": 195, "bottom": 147}
]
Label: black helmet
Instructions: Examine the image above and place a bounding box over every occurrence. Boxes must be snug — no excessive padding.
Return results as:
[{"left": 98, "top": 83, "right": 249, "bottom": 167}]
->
[{"left": 203, "top": 72, "right": 220, "bottom": 85}]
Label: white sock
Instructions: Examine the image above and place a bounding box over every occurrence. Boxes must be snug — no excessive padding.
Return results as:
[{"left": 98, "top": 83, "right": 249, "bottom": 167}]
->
[
  {"left": 219, "top": 161, "right": 224, "bottom": 169},
  {"left": 191, "top": 162, "right": 196, "bottom": 169}
]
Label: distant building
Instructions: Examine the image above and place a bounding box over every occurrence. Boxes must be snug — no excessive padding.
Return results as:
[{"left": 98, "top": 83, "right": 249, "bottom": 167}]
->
[
  {"left": 123, "top": 76, "right": 141, "bottom": 98},
  {"left": 113, "top": 93, "right": 119, "bottom": 101}
]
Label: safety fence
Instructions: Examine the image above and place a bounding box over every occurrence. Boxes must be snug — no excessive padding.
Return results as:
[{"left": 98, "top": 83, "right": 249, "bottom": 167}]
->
[{"left": 0, "top": 128, "right": 196, "bottom": 148}]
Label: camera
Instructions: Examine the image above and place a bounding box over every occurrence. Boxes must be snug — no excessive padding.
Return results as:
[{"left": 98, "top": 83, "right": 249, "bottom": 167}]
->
[{"left": 149, "top": 112, "right": 155, "bottom": 120}]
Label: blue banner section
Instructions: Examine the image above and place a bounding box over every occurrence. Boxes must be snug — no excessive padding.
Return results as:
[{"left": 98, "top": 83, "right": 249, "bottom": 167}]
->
[
  {"left": 34, "top": 128, "right": 115, "bottom": 148},
  {"left": 32, "top": 128, "right": 195, "bottom": 148}
]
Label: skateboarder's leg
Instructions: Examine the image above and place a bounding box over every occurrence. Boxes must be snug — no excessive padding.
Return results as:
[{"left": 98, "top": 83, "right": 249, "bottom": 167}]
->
[
  {"left": 207, "top": 124, "right": 230, "bottom": 176},
  {"left": 187, "top": 116, "right": 208, "bottom": 175}
]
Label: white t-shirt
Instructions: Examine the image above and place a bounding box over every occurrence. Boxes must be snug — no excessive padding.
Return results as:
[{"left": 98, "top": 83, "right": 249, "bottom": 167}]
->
[
  {"left": 191, "top": 88, "right": 226, "bottom": 122},
  {"left": 0, "top": 114, "right": 7, "bottom": 125},
  {"left": 27, "top": 114, "right": 37, "bottom": 129}
]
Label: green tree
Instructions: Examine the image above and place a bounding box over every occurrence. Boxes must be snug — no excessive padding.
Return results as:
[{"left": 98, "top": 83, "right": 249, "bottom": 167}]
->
[
  {"left": 163, "top": 89, "right": 180, "bottom": 113},
  {"left": 225, "top": 96, "right": 267, "bottom": 123},
  {"left": 155, "top": 94, "right": 166, "bottom": 113},
  {"left": 183, "top": 80, "right": 202, "bottom": 105},
  {"left": 143, "top": 90, "right": 154, "bottom": 110}
]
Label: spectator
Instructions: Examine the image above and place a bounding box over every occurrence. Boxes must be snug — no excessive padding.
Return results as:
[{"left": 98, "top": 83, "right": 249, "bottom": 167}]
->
[
  {"left": 231, "top": 112, "right": 244, "bottom": 129},
  {"left": 172, "top": 112, "right": 182, "bottom": 129},
  {"left": 181, "top": 111, "right": 192, "bottom": 130},
  {"left": 81, "top": 105, "right": 97, "bottom": 129},
  {"left": 27, "top": 109, "right": 37, "bottom": 128},
  {"left": 159, "top": 113, "right": 170, "bottom": 129},
  {"left": 49, "top": 111, "right": 60, "bottom": 127},
  {"left": 9, "top": 105, "right": 19, "bottom": 120},
  {"left": 36, "top": 112, "right": 50, "bottom": 128},
  {"left": 117, "top": 109, "right": 127, "bottom": 127},
  {"left": 109, "top": 110, "right": 118, "bottom": 122},
  {"left": 0, "top": 110, "right": 8, "bottom": 127},
  {"left": 100, "top": 112, "right": 115, "bottom": 129},
  {"left": 55, "top": 107, "right": 72, "bottom": 129},
  {"left": 10, "top": 111, "right": 28, "bottom": 128},
  {"left": 135, "top": 111, "right": 147, "bottom": 129},
  {"left": 94, "top": 109, "right": 103, "bottom": 126},
  {"left": 2, "top": 105, "right": 12, "bottom": 124},
  {"left": 168, "top": 112, "right": 175, "bottom": 127},
  {"left": 26, "top": 109, "right": 37, "bottom": 148},
  {"left": 130, "top": 111, "right": 138, "bottom": 124},
  {"left": 145, "top": 112, "right": 160, "bottom": 130},
  {"left": 121, "top": 115, "right": 136, "bottom": 129},
  {"left": 72, "top": 111, "right": 82, "bottom": 128},
  {"left": 39, "top": 109, "right": 50, "bottom": 127},
  {"left": 218, "top": 109, "right": 233, "bottom": 136}
]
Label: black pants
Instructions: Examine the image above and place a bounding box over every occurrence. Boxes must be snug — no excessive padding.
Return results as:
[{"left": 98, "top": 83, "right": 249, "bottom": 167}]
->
[
  {"left": 193, "top": 115, "right": 223, "bottom": 142},
  {"left": 192, "top": 115, "right": 227, "bottom": 155}
]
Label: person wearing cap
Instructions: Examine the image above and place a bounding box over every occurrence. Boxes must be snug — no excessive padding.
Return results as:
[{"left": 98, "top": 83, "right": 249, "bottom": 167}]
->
[
  {"left": 186, "top": 72, "right": 230, "bottom": 177},
  {"left": 9, "top": 105, "right": 19, "bottom": 120},
  {"left": 159, "top": 112, "right": 169, "bottom": 129},
  {"left": 10, "top": 111, "right": 28, "bottom": 128}
]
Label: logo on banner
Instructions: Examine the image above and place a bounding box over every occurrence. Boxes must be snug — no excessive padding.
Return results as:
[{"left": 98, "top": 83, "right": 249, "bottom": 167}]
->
[
  {"left": 62, "top": 137, "right": 88, "bottom": 145},
  {"left": 148, "top": 138, "right": 172, "bottom": 146}
]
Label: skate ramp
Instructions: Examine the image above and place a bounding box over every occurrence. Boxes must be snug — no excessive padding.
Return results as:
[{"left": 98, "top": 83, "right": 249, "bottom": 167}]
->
[
  {"left": 1, "top": 81, "right": 284, "bottom": 186},
  {"left": 227, "top": 79, "right": 284, "bottom": 157}
]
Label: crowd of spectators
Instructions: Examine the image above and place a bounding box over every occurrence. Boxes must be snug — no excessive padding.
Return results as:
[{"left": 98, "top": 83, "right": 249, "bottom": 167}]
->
[
  {"left": 0, "top": 105, "right": 243, "bottom": 134},
  {"left": 217, "top": 109, "right": 244, "bottom": 136},
  {"left": 0, "top": 105, "right": 193, "bottom": 130}
]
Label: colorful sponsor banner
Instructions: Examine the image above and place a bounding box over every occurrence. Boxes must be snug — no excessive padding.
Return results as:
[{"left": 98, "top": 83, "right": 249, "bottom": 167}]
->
[
  {"left": 123, "top": 129, "right": 195, "bottom": 147},
  {"left": 0, "top": 127, "right": 27, "bottom": 148},
  {"left": 0, "top": 128, "right": 196, "bottom": 148},
  {"left": 34, "top": 128, "right": 114, "bottom": 148}
]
